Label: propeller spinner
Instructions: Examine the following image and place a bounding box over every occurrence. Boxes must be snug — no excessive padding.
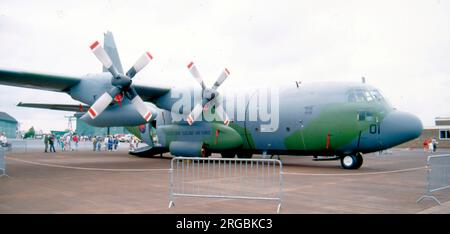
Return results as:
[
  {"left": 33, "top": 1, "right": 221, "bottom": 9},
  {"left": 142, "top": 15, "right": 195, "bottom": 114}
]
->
[
  {"left": 88, "top": 40, "right": 154, "bottom": 122},
  {"left": 186, "top": 62, "right": 231, "bottom": 126}
]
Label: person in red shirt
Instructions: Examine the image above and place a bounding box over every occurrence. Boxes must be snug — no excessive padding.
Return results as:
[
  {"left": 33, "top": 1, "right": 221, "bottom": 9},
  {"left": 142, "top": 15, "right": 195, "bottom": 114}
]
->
[
  {"left": 422, "top": 138, "right": 429, "bottom": 152},
  {"left": 73, "top": 135, "right": 79, "bottom": 151}
]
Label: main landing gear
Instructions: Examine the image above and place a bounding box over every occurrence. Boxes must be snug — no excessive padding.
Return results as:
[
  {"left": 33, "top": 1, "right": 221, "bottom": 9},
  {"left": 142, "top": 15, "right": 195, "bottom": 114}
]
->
[{"left": 340, "top": 153, "right": 363, "bottom": 170}]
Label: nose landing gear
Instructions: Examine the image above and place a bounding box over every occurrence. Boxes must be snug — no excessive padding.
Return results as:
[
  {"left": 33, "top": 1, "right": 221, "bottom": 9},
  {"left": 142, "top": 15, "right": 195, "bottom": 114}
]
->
[{"left": 340, "top": 152, "right": 363, "bottom": 169}]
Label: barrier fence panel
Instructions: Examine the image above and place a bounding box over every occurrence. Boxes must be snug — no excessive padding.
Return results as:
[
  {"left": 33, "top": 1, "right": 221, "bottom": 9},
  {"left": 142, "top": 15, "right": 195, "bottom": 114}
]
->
[
  {"left": 169, "top": 157, "right": 284, "bottom": 213},
  {"left": 0, "top": 148, "right": 6, "bottom": 177},
  {"left": 6, "top": 139, "right": 28, "bottom": 154},
  {"left": 417, "top": 154, "right": 450, "bottom": 205}
]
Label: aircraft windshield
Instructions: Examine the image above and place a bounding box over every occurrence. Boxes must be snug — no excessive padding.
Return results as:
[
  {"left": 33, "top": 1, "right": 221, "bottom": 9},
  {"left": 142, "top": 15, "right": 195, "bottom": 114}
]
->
[{"left": 347, "top": 89, "right": 385, "bottom": 103}]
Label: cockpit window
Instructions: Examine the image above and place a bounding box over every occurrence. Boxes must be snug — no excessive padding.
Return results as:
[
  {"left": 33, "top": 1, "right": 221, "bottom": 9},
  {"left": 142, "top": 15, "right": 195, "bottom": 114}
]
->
[
  {"left": 347, "top": 89, "right": 385, "bottom": 103},
  {"left": 369, "top": 90, "right": 384, "bottom": 101}
]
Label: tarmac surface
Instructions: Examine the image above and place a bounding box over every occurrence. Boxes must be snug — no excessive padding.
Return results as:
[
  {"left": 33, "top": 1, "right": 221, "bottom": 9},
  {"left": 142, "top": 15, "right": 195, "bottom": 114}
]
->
[{"left": 1, "top": 141, "right": 449, "bottom": 213}]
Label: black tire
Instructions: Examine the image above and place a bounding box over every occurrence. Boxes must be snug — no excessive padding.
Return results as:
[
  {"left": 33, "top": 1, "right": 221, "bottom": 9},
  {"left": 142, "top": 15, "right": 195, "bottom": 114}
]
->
[
  {"left": 237, "top": 153, "right": 253, "bottom": 159},
  {"left": 221, "top": 152, "right": 236, "bottom": 158},
  {"left": 340, "top": 154, "right": 363, "bottom": 169},
  {"left": 355, "top": 152, "right": 363, "bottom": 169}
]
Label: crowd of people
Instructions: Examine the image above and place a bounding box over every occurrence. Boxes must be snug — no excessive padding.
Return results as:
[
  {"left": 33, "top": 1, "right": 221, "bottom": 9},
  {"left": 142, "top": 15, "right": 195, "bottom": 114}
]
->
[
  {"left": 423, "top": 137, "right": 439, "bottom": 153},
  {"left": 43, "top": 133, "right": 80, "bottom": 153},
  {"left": 91, "top": 135, "right": 120, "bottom": 152},
  {"left": 90, "top": 135, "right": 141, "bottom": 152},
  {"left": 41, "top": 133, "right": 142, "bottom": 153}
]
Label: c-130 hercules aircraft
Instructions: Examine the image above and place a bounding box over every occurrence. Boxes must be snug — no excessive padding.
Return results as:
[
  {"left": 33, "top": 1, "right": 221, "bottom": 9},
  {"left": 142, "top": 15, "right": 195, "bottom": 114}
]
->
[{"left": 0, "top": 32, "right": 423, "bottom": 169}]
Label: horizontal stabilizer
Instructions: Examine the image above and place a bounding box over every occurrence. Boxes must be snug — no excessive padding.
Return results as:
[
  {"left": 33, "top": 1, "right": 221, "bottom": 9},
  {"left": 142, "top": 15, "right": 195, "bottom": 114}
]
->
[{"left": 17, "top": 102, "right": 89, "bottom": 112}]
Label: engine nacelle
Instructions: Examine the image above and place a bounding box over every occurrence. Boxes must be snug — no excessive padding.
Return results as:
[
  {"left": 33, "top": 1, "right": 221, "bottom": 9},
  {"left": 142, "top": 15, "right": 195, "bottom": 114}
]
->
[
  {"left": 80, "top": 103, "right": 158, "bottom": 127},
  {"left": 169, "top": 141, "right": 205, "bottom": 157}
]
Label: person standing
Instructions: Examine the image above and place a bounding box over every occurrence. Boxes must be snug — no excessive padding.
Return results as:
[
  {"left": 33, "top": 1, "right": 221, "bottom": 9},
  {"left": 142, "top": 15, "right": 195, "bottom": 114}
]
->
[
  {"left": 60, "top": 136, "right": 65, "bottom": 151},
  {"left": 428, "top": 138, "right": 434, "bottom": 153},
  {"left": 92, "top": 136, "right": 97, "bottom": 151},
  {"left": 49, "top": 134, "right": 56, "bottom": 153},
  {"left": 422, "top": 139, "right": 429, "bottom": 152},
  {"left": 113, "top": 136, "right": 119, "bottom": 151},
  {"left": 66, "top": 134, "right": 72, "bottom": 151},
  {"left": 108, "top": 136, "right": 113, "bottom": 151},
  {"left": 73, "top": 135, "right": 79, "bottom": 151},
  {"left": 0, "top": 132, "right": 7, "bottom": 146},
  {"left": 97, "top": 136, "right": 102, "bottom": 151},
  {"left": 432, "top": 137, "right": 438, "bottom": 152},
  {"left": 44, "top": 134, "right": 49, "bottom": 153},
  {"left": 129, "top": 137, "right": 136, "bottom": 151},
  {"left": 103, "top": 136, "right": 109, "bottom": 151}
]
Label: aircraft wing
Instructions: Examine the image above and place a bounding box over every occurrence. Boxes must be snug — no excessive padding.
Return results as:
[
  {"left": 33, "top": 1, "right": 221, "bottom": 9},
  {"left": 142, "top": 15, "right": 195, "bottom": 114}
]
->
[
  {"left": 133, "top": 84, "right": 170, "bottom": 102},
  {"left": 17, "top": 102, "right": 89, "bottom": 112},
  {"left": 0, "top": 68, "right": 81, "bottom": 92},
  {"left": 0, "top": 68, "right": 171, "bottom": 102}
]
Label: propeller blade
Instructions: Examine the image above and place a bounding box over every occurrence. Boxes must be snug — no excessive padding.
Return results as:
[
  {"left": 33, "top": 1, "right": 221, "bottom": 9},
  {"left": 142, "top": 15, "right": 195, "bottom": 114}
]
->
[
  {"left": 187, "top": 61, "right": 206, "bottom": 90},
  {"left": 211, "top": 68, "right": 230, "bottom": 91},
  {"left": 214, "top": 104, "right": 231, "bottom": 126},
  {"left": 186, "top": 102, "right": 204, "bottom": 125},
  {"left": 128, "top": 87, "right": 153, "bottom": 122},
  {"left": 87, "top": 88, "right": 120, "bottom": 119},
  {"left": 126, "top": 52, "right": 153, "bottom": 78},
  {"left": 90, "top": 41, "right": 119, "bottom": 78}
]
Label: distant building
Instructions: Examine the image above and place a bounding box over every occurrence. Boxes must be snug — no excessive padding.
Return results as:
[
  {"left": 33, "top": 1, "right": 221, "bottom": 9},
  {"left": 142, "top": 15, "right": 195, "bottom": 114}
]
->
[
  {"left": 399, "top": 117, "right": 450, "bottom": 148},
  {"left": 74, "top": 113, "right": 129, "bottom": 136},
  {"left": 0, "top": 112, "right": 18, "bottom": 138}
]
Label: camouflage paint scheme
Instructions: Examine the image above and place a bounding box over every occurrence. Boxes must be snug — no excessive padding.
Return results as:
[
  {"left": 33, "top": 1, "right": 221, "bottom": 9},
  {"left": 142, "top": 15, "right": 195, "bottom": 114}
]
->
[{"left": 133, "top": 82, "right": 422, "bottom": 158}]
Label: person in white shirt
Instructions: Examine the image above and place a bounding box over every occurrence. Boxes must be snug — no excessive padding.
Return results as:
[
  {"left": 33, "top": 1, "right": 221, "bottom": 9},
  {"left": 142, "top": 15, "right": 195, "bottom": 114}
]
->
[
  {"left": 129, "top": 137, "right": 136, "bottom": 151},
  {"left": 103, "top": 136, "right": 109, "bottom": 151},
  {"left": 0, "top": 132, "right": 7, "bottom": 146},
  {"left": 65, "top": 135, "right": 72, "bottom": 151}
]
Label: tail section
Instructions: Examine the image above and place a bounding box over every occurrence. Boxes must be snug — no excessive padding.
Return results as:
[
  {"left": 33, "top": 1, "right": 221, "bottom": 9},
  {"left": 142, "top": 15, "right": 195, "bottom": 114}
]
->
[{"left": 103, "top": 31, "right": 124, "bottom": 74}]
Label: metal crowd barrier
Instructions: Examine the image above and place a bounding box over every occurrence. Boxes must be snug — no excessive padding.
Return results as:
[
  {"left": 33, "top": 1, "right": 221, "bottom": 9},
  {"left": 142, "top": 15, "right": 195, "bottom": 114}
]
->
[
  {"left": 417, "top": 154, "right": 450, "bottom": 205},
  {"left": 5, "top": 139, "right": 28, "bottom": 154},
  {"left": 169, "top": 157, "right": 284, "bottom": 213},
  {"left": 0, "top": 148, "right": 7, "bottom": 177}
]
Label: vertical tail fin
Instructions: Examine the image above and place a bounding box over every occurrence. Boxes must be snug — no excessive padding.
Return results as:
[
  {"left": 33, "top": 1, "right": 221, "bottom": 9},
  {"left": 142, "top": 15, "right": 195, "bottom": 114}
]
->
[{"left": 103, "top": 31, "right": 124, "bottom": 74}]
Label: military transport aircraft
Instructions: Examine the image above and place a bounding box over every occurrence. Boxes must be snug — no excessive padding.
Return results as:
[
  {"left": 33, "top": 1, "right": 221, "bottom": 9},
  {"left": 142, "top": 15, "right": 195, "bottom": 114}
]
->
[{"left": 0, "top": 32, "right": 423, "bottom": 169}]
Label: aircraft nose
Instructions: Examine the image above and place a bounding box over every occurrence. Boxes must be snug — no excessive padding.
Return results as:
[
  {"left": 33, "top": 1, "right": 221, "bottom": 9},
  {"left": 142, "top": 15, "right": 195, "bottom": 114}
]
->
[{"left": 380, "top": 111, "right": 423, "bottom": 147}]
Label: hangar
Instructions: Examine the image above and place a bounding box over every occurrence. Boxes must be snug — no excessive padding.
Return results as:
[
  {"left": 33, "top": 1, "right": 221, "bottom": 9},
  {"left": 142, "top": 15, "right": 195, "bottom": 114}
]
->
[{"left": 0, "top": 111, "right": 18, "bottom": 138}]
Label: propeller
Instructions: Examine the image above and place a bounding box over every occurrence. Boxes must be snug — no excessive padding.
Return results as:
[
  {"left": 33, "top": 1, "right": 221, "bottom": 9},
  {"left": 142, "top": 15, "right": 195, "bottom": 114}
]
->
[
  {"left": 186, "top": 61, "right": 231, "bottom": 126},
  {"left": 87, "top": 40, "right": 154, "bottom": 122}
]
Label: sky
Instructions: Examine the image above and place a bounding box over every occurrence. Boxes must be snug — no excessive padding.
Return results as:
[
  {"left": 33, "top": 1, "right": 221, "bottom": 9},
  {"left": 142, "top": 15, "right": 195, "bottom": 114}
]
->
[{"left": 0, "top": 0, "right": 449, "bottom": 133}]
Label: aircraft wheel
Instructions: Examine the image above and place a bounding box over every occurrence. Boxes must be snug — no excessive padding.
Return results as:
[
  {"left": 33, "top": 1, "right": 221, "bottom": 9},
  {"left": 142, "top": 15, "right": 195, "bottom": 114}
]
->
[
  {"left": 355, "top": 152, "right": 364, "bottom": 168},
  {"left": 221, "top": 152, "right": 236, "bottom": 158},
  {"left": 237, "top": 153, "right": 253, "bottom": 159},
  {"left": 340, "top": 154, "right": 362, "bottom": 169}
]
